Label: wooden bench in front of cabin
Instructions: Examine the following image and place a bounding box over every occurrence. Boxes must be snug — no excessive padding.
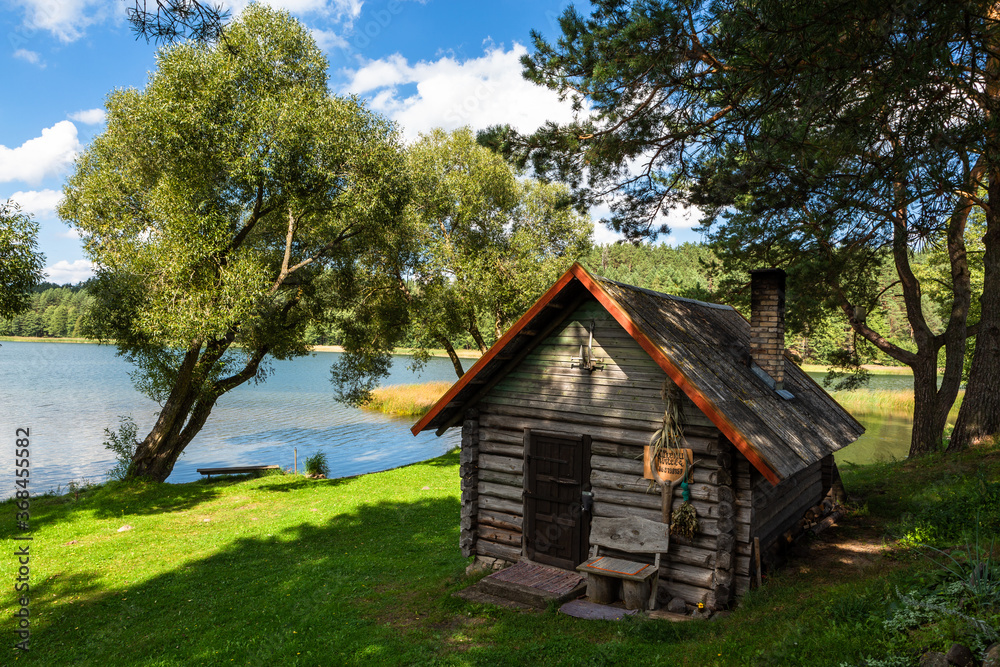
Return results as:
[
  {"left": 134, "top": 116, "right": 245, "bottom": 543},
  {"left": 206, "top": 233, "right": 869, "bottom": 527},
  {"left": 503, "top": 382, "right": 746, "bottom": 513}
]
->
[
  {"left": 197, "top": 465, "right": 280, "bottom": 480},
  {"left": 576, "top": 515, "right": 670, "bottom": 611}
]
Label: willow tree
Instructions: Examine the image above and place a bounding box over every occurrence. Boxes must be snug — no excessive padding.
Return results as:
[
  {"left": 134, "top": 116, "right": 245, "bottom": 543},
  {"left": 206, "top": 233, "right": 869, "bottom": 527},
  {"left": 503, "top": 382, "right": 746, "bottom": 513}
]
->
[
  {"left": 401, "top": 128, "right": 591, "bottom": 377},
  {"left": 59, "top": 6, "right": 410, "bottom": 482},
  {"left": 520, "top": 0, "right": 1000, "bottom": 455}
]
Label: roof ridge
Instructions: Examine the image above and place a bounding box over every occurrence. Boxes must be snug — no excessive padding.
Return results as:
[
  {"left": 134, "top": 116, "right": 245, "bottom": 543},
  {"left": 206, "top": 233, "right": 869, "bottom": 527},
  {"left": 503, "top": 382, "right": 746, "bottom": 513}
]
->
[{"left": 596, "top": 275, "right": 735, "bottom": 311}]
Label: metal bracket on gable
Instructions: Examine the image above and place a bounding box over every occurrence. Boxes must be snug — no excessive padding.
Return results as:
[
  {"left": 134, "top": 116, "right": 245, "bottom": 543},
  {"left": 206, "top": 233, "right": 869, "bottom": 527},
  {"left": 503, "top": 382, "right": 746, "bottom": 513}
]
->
[{"left": 570, "top": 318, "right": 606, "bottom": 372}]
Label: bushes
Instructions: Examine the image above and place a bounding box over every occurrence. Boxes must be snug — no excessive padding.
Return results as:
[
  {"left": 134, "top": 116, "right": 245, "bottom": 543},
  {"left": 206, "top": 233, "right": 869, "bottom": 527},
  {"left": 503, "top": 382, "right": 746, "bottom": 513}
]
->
[
  {"left": 304, "top": 451, "right": 329, "bottom": 477},
  {"left": 103, "top": 415, "right": 139, "bottom": 481}
]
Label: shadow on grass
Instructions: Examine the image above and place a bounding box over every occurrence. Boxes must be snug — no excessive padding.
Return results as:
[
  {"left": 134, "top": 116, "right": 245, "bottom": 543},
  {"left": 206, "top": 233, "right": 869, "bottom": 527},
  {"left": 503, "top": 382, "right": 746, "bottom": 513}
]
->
[
  {"left": 0, "top": 479, "right": 226, "bottom": 530},
  {"left": 14, "top": 495, "right": 468, "bottom": 666}
]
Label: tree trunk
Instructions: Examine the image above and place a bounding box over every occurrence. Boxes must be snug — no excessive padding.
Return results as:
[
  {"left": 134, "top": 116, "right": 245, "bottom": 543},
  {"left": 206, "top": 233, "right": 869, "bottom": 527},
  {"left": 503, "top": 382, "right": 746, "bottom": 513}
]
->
[
  {"left": 128, "top": 390, "right": 219, "bottom": 482},
  {"left": 467, "top": 316, "right": 488, "bottom": 354},
  {"left": 841, "top": 184, "right": 971, "bottom": 457},
  {"left": 951, "top": 193, "right": 1000, "bottom": 450},
  {"left": 437, "top": 335, "right": 465, "bottom": 378},
  {"left": 950, "top": 12, "right": 1000, "bottom": 449},
  {"left": 909, "top": 356, "right": 951, "bottom": 455},
  {"left": 126, "top": 339, "right": 269, "bottom": 482}
]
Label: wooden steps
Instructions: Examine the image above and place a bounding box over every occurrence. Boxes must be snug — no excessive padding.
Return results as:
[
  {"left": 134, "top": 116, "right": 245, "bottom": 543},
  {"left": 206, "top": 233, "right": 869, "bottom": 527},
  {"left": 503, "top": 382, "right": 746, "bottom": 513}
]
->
[{"left": 467, "top": 561, "right": 586, "bottom": 609}]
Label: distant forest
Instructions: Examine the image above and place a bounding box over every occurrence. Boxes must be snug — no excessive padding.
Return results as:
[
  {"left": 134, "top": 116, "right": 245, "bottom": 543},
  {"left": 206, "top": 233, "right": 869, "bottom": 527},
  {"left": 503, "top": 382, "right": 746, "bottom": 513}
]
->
[
  {"left": 2, "top": 243, "right": 928, "bottom": 368},
  {"left": 0, "top": 283, "right": 93, "bottom": 339}
]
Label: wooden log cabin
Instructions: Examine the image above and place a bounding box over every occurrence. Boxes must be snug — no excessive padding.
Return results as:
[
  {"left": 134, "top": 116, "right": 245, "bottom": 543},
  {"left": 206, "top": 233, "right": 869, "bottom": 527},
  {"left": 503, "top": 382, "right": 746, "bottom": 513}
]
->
[{"left": 411, "top": 263, "right": 864, "bottom": 610}]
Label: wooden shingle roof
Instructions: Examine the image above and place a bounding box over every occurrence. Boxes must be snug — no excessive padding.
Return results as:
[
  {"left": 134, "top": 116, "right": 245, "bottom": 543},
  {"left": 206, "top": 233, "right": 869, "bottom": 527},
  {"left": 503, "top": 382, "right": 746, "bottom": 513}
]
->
[{"left": 412, "top": 263, "right": 865, "bottom": 485}]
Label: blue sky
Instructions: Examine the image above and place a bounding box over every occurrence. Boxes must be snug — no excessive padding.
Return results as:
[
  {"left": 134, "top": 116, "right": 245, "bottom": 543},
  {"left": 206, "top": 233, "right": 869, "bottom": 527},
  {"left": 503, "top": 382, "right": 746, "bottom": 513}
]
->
[{"left": 1, "top": 0, "right": 703, "bottom": 284}]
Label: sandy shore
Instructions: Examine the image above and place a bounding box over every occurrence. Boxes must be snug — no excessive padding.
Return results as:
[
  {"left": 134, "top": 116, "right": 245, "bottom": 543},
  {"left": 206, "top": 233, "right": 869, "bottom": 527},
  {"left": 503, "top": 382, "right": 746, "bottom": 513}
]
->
[{"left": 309, "top": 345, "right": 482, "bottom": 359}]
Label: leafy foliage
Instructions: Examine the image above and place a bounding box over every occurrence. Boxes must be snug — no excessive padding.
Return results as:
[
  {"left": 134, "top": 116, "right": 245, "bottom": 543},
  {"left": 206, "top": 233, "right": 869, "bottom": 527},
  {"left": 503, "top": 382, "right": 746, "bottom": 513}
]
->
[
  {"left": 103, "top": 415, "right": 139, "bottom": 482},
  {"left": 400, "top": 128, "right": 592, "bottom": 377},
  {"left": 304, "top": 451, "right": 329, "bottom": 477},
  {"left": 0, "top": 285, "right": 93, "bottom": 337},
  {"left": 0, "top": 200, "right": 45, "bottom": 321},
  {"left": 58, "top": 6, "right": 411, "bottom": 481},
  {"left": 520, "top": 0, "right": 1000, "bottom": 455},
  {"left": 127, "top": 0, "right": 228, "bottom": 43}
]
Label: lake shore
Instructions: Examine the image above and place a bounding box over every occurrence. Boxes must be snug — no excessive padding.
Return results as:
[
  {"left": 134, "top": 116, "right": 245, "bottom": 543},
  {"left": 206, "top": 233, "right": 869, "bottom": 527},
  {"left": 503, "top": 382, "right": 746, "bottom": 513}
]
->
[
  {"left": 1, "top": 336, "right": 484, "bottom": 360},
  {"left": 309, "top": 344, "right": 482, "bottom": 359},
  {"left": 799, "top": 362, "right": 914, "bottom": 375}
]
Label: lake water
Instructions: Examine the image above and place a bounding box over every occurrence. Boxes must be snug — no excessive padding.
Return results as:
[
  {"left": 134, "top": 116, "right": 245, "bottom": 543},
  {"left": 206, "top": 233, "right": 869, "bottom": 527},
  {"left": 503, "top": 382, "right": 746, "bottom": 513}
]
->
[
  {"left": 0, "top": 341, "right": 462, "bottom": 493},
  {"left": 805, "top": 371, "right": 916, "bottom": 465},
  {"left": 0, "top": 342, "right": 918, "bottom": 494}
]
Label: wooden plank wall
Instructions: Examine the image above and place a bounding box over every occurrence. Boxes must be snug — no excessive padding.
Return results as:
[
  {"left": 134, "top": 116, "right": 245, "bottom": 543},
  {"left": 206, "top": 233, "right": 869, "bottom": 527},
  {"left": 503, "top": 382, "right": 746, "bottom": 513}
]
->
[
  {"left": 473, "top": 299, "right": 754, "bottom": 607},
  {"left": 749, "top": 459, "right": 824, "bottom": 569}
]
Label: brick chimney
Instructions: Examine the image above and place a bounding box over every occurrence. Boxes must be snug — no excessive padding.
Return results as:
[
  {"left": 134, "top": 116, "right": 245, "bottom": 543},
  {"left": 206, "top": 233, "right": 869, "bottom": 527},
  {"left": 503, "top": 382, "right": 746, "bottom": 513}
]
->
[{"left": 750, "top": 268, "right": 786, "bottom": 390}]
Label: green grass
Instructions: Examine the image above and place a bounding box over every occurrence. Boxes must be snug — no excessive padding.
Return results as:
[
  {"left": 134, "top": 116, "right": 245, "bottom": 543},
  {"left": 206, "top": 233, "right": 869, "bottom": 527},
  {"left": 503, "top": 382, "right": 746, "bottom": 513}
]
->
[
  {"left": 4, "top": 446, "right": 999, "bottom": 665},
  {"left": 361, "top": 382, "right": 453, "bottom": 417}
]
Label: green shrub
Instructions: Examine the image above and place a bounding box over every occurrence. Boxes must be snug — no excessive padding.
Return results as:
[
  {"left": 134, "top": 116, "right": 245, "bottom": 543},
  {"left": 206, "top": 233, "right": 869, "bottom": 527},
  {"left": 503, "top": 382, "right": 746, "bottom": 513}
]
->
[
  {"left": 304, "top": 451, "right": 328, "bottom": 477},
  {"left": 103, "top": 415, "right": 139, "bottom": 481}
]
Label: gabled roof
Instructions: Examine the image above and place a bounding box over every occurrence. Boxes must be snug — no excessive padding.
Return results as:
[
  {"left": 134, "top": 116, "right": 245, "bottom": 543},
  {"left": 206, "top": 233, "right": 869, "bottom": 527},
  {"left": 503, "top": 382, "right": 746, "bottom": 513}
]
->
[{"left": 412, "top": 263, "right": 865, "bottom": 485}]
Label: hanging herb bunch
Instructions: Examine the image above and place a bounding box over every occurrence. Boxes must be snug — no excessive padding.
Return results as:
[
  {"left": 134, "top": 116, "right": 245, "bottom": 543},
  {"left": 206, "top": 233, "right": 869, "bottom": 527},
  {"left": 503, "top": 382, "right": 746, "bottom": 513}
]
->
[
  {"left": 649, "top": 380, "right": 700, "bottom": 539},
  {"left": 671, "top": 498, "right": 698, "bottom": 540},
  {"left": 647, "top": 380, "right": 685, "bottom": 492}
]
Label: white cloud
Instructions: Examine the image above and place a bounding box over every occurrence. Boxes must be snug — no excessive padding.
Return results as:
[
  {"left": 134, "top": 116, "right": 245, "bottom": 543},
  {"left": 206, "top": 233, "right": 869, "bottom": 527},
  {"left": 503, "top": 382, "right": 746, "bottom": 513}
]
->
[
  {"left": 311, "top": 27, "right": 349, "bottom": 52},
  {"left": 663, "top": 205, "right": 701, "bottom": 230},
  {"left": 13, "top": 0, "right": 111, "bottom": 43},
  {"left": 587, "top": 203, "right": 624, "bottom": 245},
  {"left": 45, "top": 259, "right": 93, "bottom": 285},
  {"left": 342, "top": 43, "right": 583, "bottom": 141},
  {"left": 586, "top": 198, "right": 703, "bottom": 245},
  {"left": 13, "top": 49, "right": 43, "bottom": 66},
  {"left": 0, "top": 121, "right": 81, "bottom": 185},
  {"left": 224, "top": 0, "right": 363, "bottom": 22},
  {"left": 8, "top": 189, "right": 62, "bottom": 220},
  {"left": 68, "top": 108, "right": 105, "bottom": 125}
]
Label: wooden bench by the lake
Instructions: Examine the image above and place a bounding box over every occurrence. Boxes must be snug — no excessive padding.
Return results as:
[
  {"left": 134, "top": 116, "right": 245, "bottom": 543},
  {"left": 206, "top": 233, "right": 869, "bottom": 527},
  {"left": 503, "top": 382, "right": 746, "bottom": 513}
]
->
[
  {"left": 576, "top": 515, "right": 670, "bottom": 611},
  {"left": 197, "top": 465, "right": 280, "bottom": 480}
]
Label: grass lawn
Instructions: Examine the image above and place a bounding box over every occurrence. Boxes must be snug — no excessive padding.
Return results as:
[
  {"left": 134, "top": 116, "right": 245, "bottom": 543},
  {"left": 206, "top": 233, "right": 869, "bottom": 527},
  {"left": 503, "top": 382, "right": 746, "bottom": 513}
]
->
[{"left": 4, "top": 446, "right": 999, "bottom": 666}]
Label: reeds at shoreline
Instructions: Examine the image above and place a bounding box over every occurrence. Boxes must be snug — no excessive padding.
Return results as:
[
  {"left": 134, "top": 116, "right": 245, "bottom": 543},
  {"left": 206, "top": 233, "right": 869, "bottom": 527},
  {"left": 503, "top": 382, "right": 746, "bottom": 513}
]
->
[
  {"left": 361, "top": 381, "right": 453, "bottom": 417},
  {"left": 831, "top": 388, "right": 964, "bottom": 420}
]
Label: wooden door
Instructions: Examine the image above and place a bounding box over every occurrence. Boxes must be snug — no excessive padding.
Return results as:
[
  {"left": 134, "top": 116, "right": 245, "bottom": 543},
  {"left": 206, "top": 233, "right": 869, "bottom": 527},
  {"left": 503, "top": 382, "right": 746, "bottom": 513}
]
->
[{"left": 523, "top": 429, "right": 591, "bottom": 570}]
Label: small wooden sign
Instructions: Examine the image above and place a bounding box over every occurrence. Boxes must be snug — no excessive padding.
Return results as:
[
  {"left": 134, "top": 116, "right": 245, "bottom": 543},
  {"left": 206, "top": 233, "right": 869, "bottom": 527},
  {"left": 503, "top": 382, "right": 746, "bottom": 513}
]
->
[{"left": 643, "top": 447, "right": 693, "bottom": 482}]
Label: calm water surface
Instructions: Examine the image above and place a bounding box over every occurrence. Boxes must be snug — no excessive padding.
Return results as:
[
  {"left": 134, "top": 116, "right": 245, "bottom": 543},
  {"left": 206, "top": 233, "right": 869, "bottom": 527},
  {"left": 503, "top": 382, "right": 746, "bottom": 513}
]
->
[
  {"left": 806, "top": 371, "right": 915, "bottom": 465},
  {"left": 0, "top": 344, "right": 920, "bottom": 493},
  {"left": 0, "top": 341, "right": 461, "bottom": 493}
]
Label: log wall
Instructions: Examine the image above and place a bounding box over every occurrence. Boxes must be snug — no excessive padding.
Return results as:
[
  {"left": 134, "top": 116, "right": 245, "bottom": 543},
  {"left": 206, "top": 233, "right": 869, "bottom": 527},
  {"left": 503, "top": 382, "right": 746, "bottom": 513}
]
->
[
  {"left": 473, "top": 299, "right": 760, "bottom": 607},
  {"left": 750, "top": 458, "right": 825, "bottom": 570},
  {"left": 459, "top": 409, "right": 480, "bottom": 558},
  {"left": 467, "top": 296, "right": 827, "bottom": 608}
]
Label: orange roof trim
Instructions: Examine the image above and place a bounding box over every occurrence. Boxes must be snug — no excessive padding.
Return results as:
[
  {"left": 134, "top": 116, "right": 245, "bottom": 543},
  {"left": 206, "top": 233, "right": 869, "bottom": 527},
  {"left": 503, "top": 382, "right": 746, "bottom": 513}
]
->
[
  {"left": 412, "top": 262, "right": 781, "bottom": 485},
  {"left": 409, "top": 266, "right": 580, "bottom": 436}
]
